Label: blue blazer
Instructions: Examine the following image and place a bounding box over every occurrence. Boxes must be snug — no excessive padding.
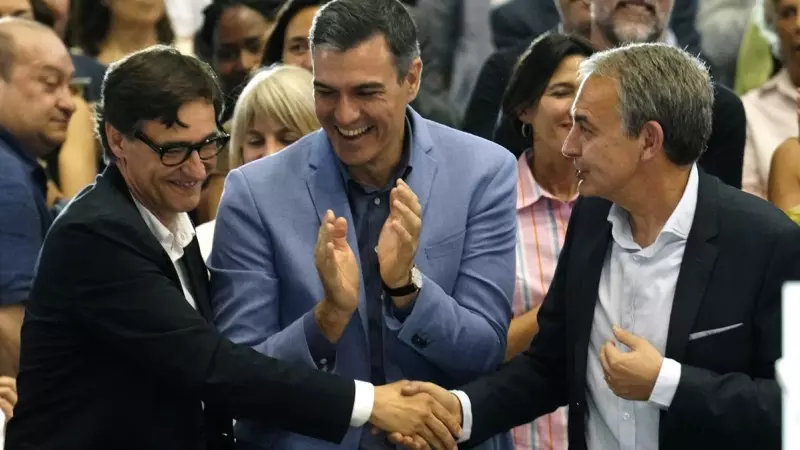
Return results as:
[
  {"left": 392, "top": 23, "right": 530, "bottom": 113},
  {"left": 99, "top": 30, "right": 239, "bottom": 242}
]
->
[{"left": 209, "top": 108, "right": 517, "bottom": 449}]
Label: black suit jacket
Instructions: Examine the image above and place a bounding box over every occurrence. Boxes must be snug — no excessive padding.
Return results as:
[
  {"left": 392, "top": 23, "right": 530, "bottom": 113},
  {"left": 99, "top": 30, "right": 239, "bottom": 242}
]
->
[
  {"left": 6, "top": 165, "right": 356, "bottom": 450},
  {"left": 460, "top": 171, "right": 798, "bottom": 450}
]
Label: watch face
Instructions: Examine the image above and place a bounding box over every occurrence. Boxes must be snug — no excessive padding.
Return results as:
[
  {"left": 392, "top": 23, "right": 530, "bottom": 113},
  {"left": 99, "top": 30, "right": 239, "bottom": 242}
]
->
[{"left": 411, "top": 266, "right": 423, "bottom": 288}]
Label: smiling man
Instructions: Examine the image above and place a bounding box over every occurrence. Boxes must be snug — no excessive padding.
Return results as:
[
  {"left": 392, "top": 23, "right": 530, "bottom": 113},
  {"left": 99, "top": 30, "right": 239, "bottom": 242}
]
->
[{"left": 208, "top": 0, "right": 518, "bottom": 449}]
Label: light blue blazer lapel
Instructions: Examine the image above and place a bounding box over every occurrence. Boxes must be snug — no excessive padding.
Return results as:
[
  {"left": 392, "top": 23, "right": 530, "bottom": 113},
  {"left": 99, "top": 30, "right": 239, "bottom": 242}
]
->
[
  {"left": 304, "top": 133, "right": 369, "bottom": 342},
  {"left": 406, "top": 108, "right": 438, "bottom": 218}
]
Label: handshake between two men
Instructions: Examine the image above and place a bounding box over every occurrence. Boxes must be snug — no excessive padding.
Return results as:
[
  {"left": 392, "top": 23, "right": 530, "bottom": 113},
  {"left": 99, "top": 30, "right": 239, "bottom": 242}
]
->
[
  {"left": 312, "top": 179, "right": 464, "bottom": 450},
  {"left": 371, "top": 380, "right": 463, "bottom": 450}
]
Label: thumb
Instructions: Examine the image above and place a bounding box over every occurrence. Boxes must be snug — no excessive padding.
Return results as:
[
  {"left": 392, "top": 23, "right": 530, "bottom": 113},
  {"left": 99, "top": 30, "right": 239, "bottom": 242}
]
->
[
  {"left": 400, "top": 381, "right": 422, "bottom": 396},
  {"left": 613, "top": 325, "right": 642, "bottom": 349}
]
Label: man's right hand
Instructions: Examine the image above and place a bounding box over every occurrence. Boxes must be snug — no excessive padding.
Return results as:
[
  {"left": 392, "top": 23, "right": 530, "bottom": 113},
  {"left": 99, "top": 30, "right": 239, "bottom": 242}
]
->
[
  {"left": 0, "top": 376, "right": 17, "bottom": 424},
  {"left": 385, "top": 381, "right": 463, "bottom": 449},
  {"left": 370, "top": 381, "right": 462, "bottom": 450},
  {"left": 313, "top": 210, "right": 359, "bottom": 342}
]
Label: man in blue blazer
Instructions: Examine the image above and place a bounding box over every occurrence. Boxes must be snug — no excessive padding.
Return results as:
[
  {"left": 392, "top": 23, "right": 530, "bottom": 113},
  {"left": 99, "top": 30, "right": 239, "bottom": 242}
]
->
[{"left": 209, "top": 0, "right": 516, "bottom": 449}]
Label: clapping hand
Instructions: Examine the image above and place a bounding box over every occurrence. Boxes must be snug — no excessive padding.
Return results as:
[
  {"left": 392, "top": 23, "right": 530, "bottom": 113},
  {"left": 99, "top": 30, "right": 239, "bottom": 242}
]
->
[
  {"left": 370, "top": 381, "right": 462, "bottom": 450},
  {"left": 377, "top": 180, "right": 422, "bottom": 295},
  {"left": 600, "top": 326, "right": 663, "bottom": 401},
  {"left": 314, "top": 209, "right": 359, "bottom": 313}
]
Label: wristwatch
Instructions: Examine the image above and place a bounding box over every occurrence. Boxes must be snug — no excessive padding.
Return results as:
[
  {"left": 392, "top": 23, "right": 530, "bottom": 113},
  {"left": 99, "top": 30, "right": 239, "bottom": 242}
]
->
[{"left": 382, "top": 266, "right": 423, "bottom": 297}]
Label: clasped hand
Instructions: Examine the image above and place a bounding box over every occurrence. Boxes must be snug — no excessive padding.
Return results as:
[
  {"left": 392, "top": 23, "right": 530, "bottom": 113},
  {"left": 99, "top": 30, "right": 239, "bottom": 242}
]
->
[
  {"left": 600, "top": 326, "right": 663, "bottom": 401},
  {"left": 371, "top": 381, "right": 462, "bottom": 450}
]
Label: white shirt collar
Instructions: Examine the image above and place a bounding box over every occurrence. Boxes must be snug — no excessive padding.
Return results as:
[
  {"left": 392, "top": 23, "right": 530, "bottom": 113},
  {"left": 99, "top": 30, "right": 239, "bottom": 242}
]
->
[
  {"left": 130, "top": 193, "right": 196, "bottom": 263},
  {"left": 607, "top": 164, "right": 699, "bottom": 250}
]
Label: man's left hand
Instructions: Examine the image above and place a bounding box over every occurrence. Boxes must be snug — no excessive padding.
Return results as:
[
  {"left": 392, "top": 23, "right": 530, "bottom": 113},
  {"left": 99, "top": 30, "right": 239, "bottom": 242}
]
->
[
  {"left": 600, "top": 326, "right": 663, "bottom": 401},
  {"left": 378, "top": 179, "right": 422, "bottom": 289}
]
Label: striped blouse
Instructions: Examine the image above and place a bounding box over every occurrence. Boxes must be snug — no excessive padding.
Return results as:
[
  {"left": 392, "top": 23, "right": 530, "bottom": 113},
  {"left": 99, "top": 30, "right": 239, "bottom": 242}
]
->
[{"left": 511, "top": 150, "right": 576, "bottom": 450}]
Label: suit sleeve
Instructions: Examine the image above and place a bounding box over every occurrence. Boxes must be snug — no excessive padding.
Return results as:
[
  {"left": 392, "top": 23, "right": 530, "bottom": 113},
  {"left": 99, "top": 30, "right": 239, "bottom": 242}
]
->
[
  {"left": 42, "top": 220, "right": 355, "bottom": 444},
  {"left": 456, "top": 197, "right": 582, "bottom": 448},
  {"left": 382, "top": 152, "right": 516, "bottom": 384},
  {"left": 208, "top": 169, "right": 338, "bottom": 370},
  {"left": 665, "top": 225, "right": 800, "bottom": 449}
]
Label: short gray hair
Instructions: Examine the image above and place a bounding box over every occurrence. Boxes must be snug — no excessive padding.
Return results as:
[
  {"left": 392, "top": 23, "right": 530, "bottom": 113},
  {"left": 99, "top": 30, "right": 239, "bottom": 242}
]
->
[{"left": 578, "top": 43, "right": 714, "bottom": 166}]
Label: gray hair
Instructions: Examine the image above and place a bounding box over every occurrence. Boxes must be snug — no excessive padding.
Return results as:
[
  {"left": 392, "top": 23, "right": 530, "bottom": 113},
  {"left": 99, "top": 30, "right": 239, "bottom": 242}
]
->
[
  {"left": 577, "top": 43, "right": 714, "bottom": 166},
  {"left": 309, "top": 0, "right": 421, "bottom": 79}
]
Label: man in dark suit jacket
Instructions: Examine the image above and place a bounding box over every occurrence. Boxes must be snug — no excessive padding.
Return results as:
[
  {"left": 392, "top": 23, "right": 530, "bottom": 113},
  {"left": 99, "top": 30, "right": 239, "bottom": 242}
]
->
[
  {"left": 394, "top": 43, "right": 795, "bottom": 450},
  {"left": 5, "top": 45, "right": 461, "bottom": 450}
]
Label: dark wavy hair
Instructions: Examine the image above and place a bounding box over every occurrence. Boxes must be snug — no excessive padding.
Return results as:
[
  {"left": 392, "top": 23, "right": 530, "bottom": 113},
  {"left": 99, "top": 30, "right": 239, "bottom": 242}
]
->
[
  {"left": 68, "top": 0, "right": 174, "bottom": 57},
  {"left": 261, "top": 0, "right": 331, "bottom": 66},
  {"left": 502, "top": 32, "right": 594, "bottom": 133}
]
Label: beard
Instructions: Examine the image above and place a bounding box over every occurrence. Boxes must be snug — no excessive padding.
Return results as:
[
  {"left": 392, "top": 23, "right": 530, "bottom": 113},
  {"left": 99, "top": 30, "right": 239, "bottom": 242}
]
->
[{"left": 593, "top": 2, "right": 669, "bottom": 47}]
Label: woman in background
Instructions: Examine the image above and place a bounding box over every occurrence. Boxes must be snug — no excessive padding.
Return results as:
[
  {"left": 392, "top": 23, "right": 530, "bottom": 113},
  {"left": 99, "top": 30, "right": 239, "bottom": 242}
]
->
[
  {"left": 260, "top": 0, "right": 329, "bottom": 71},
  {"left": 195, "top": 0, "right": 280, "bottom": 121},
  {"left": 197, "top": 64, "right": 320, "bottom": 260},
  {"left": 501, "top": 32, "right": 593, "bottom": 450},
  {"left": 69, "top": 0, "right": 174, "bottom": 66}
]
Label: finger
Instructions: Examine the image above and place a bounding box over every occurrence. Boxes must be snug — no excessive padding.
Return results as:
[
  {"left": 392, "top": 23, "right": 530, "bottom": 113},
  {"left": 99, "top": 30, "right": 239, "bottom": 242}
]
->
[
  {"left": 396, "top": 179, "right": 422, "bottom": 217},
  {"left": 599, "top": 342, "right": 613, "bottom": 375},
  {"left": 0, "top": 396, "right": 13, "bottom": 421},
  {"left": 413, "top": 435, "right": 431, "bottom": 450},
  {"left": 392, "top": 219, "right": 415, "bottom": 244},
  {"left": 0, "top": 386, "right": 18, "bottom": 407},
  {"left": 418, "top": 421, "right": 448, "bottom": 450},
  {"left": 402, "top": 382, "right": 422, "bottom": 396},
  {"left": 331, "top": 216, "right": 349, "bottom": 242},
  {"left": 0, "top": 376, "right": 16, "bottom": 390},
  {"left": 613, "top": 325, "right": 640, "bottom": 349},
  {"left": 392, "top": 200, "right": 422, "bottom": 237},
  {"left": 424, "top": 414, "right": 457, "bottom": 450},
  {"left": 431, "top": 396, "right": 462, "bottom": 438}
]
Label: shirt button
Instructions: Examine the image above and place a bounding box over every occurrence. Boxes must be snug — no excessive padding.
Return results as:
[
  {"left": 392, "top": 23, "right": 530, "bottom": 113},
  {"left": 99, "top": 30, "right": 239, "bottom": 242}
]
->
[
  {"left": 623, "top": 413, "right": 630, "bottom": 420},
  {"left": 374, "top": 198, "right": 381, "bottom": 205}
]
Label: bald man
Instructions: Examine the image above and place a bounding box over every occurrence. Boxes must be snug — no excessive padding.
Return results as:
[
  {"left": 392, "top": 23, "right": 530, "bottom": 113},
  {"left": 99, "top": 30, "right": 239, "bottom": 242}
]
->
[{"left": 0, "top": 17, "right": 75, "bottom": 376}]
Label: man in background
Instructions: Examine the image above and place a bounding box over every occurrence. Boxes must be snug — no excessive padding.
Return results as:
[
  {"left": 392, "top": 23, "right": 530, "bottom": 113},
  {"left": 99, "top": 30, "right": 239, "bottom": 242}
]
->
[{"left": 0, "top": 17, "right": 75, "bottom": 377}]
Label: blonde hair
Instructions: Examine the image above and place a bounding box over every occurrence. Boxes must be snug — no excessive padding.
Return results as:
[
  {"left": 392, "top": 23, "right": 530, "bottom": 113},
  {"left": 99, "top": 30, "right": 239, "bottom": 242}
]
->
[{"left": 229, "top": 64, "right": 320, "bottom": 168}]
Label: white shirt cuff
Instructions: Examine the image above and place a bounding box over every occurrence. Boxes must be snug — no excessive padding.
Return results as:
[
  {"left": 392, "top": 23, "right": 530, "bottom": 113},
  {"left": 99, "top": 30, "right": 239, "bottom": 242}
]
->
[
  {"left": 648, "top": 358, "right": 682, "bottom": 410},
  {"left": 450, "top": 390, "right": 473, "bottom": 443},
  {"left": 350, "top": 380, "right": 375, "bottom": 427}
]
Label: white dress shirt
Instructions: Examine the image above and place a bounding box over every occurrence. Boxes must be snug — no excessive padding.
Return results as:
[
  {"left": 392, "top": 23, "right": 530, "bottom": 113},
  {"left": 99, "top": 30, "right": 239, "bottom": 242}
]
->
[
  {"left": 457, "top": 165, "right": 699, "bottom": 448},
  {"left": 196, "top": 219, "right": 215, "bottom": 263},
  {"left": 131, "top": 196, "right": 374, "bottom": 427}
]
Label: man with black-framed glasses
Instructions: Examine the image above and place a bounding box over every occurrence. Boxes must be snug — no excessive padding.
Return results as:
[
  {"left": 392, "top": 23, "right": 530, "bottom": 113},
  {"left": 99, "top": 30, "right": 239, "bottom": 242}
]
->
[{"left": 6, "top": 44, "right": 463, "bottom": 450}]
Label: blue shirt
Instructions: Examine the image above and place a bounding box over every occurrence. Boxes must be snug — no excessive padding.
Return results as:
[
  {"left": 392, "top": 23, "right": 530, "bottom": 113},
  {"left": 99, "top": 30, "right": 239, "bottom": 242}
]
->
[{"left": 0, "top": 128, "right": 52, "bottom": 305}]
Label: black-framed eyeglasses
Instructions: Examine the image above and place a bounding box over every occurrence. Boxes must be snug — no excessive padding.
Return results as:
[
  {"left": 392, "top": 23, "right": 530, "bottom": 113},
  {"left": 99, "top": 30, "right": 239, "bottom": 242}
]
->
[{"left": 134, "top": 130, "right": 231, "bottom": 167}]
